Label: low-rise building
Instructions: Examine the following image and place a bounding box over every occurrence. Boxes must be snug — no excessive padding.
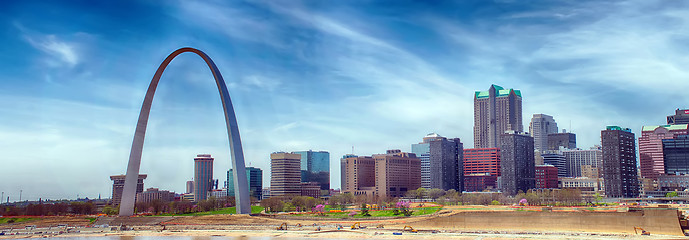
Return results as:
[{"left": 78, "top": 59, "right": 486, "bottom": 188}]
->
[
  {"left": 136, "top": 188, "right": 175, "bottom": 203},
  {"left": 559, "top": 177, "right": 603, "bottom": 197},
  {"left": 535, "top": 165, "right": 558, "bottom": 189},
  {"left": 658, "top": 174, "right": 689, "bottom": 191},
  {"left": 301, "top": 182, "right": 321, "bottom": 198}
]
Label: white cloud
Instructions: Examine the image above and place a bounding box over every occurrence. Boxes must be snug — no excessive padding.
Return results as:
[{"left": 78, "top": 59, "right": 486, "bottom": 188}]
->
[{"left": 23, "top": 34, "right": 79, "bottom": 67}]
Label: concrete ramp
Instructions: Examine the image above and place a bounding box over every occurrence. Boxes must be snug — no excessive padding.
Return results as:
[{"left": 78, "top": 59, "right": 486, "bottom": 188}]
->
[{"left": 397, "top": 209, "right": 683, "bottom": 236}]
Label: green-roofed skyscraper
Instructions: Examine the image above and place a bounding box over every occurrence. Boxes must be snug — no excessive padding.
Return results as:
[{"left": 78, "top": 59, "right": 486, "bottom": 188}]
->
[{"left": 474, "top": 84, "right": 523, "bottom": 148}]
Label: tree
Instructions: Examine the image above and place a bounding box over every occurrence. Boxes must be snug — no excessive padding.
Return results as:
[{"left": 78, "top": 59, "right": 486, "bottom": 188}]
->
[
  {"left": 291, "top": 196, "right": 307, "bottom": 212},
  {"left": 427, "top": 189, "right": 445, "bottom": 200},
  {"left": 360, "top": 203, "right": 371, "bottom": 216},
  {"left": 260, "top": 197, "right": 285, "bottom": 213},
  {"left": 594, "top": 193, "right": 603, "bottom": 205},
  {"left": 149, "top": 199, "right": 166, "bottom": 214},
  {"left": 103, "top": 206, "right": 118, "bottom": 215},
  {"left": 313, "top": 204, "right": 325, "bottom": 215},
  {"left": 667, "top": 191, "right": 679, "bottom": 197},
  {"left": 304, "top": 197, "right": 317, "bottom": 210},
  {"left": 329, "top": 194, "right": 342, "bottom": 208},
  {"left": 341, "top": 193, "right": 354, "bottom": 204},
  {"left": 416, "top": 188, "right": 428, "bottom": 199}
]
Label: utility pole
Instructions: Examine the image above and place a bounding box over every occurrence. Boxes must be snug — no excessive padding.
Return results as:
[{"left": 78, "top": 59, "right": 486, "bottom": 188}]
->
[{"left": 19, "top": 190, "right": 22, "bottom": 202}]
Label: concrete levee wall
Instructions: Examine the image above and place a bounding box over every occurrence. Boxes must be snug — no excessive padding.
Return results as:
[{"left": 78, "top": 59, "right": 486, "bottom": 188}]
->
[{"left": 402, "top": 209, "right": 682, "bottom": 236}]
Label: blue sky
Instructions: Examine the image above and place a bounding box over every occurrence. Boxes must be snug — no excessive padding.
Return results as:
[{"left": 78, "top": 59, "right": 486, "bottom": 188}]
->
[{"left": 1, "top": 0, "right": 689, "bottom": 201}]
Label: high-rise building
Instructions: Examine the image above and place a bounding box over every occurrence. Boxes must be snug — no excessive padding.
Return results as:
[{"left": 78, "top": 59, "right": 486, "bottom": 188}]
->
[
  {"left": 562, "top": 147, "right": 602, "bottom": 178},
  {"left": 499, "top": 131, "right": 535, "bottom": 195},
  {"left": 639, "top": 124, "right": 689, "bottom": 179},
  {"left": 136, "top": 188, "right": 175, "bottom": 203},
  {"left": 663, "top": 135, "right": 689, "bottom": 175},
  {"left": 412, "top": 137, "right": 431, "bottom": 189},
  {"left": 110, "top": 174, "right": 146, "bottom": 206},
  {"left": 581, "top": 165, "right": 601, "bottom": 179},
  {"left": 270, "top": 152, "right": 302, "bottom": 197},
  {"left": 542, "top": 153, "right": 567, "bottom": 177},
  {"left": 194, "top": 154, "right": 214, "bottom": 202},
  {"left": 372, "top": 150, "right": 421, "bottom": 198},
  {"left": 463, "top": 148, "right": 500, "bottom": 191},
  {"left": 602, "top": 126, "right": 639, "bottom": 198},
  {"left": 547, "top": 132, "right": 577, "bottom": 151},
  {"left": 185, "top": 180, "right": 194, "bottom": 194},
  {"left": 228, "top": 167, "right": 263, "bottom": 200},
  {"left": 668, "top": 109, "right": 689, "bottom": 125},
  {"left": 411, "top": 133, "right": 463, "bottom": 191},
  {"left": 293, "top": 150, "right": 330, "bottom": 192},
  {"left": 535, "top": 165, "right": 558, "bottom": 189},
  {"left": 340, "top": 155, "right": 376, "bottom": 195},
  {"left": 474, "top": 84, "right": 523, "bottom": 148},
  {"left": 529, "top": 114, "right": 558, "bottom": 153}
]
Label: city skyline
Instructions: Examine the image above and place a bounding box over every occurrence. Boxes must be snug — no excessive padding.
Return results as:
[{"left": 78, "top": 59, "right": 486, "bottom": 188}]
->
[{"left": 2, "top": 0, "right": 689, "bottom": 201}]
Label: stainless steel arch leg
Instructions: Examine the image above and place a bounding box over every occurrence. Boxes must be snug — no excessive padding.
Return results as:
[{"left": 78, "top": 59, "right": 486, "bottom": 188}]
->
[{"left": 119, "top": 47, "right": 250, "bottom": 216}]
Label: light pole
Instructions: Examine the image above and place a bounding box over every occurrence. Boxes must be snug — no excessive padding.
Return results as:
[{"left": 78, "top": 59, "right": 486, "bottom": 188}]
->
[
  {"left": 1, "top": 192, "right": 3, "bottom": 205},
  {"left": 19, "top": 190, "right": 22, "bottom": 202}
]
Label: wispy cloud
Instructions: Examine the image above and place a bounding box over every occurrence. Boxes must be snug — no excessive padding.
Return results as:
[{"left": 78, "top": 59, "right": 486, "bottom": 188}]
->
[{"left": 15, "top": 23, "right": 80, "bottom": 67}]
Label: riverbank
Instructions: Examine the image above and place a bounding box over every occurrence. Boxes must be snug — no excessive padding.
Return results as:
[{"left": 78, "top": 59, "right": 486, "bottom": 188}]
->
[
  {"left": 1, "top": 207, "right": 686, "bottom": 239},
  {"left": 1, "top": 228, "right": 687, "bottom": 240}
]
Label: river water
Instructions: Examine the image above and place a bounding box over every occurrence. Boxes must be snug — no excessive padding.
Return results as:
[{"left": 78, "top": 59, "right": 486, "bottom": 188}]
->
[{"left": 42, "top": 237, "right": 330, "bottom": 240}]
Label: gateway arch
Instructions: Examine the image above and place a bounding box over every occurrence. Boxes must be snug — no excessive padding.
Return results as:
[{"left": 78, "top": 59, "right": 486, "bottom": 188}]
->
[{"left": 119, "top": 47, "right": 250, "bottom": 216}]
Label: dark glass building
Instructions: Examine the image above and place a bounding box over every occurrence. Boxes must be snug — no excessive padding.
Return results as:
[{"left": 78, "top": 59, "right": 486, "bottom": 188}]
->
[
  {"left": 294, "top": 150, "right": 330, "bottom": 193},
  {"left": 499, "top": 131, "right": 535, "bottom": 195},
  {"left": 411, "top": 133, "right": 464, "bottom": 191},
  {"left": 542, "top": 153, "right": 567, "bottom": 177},
  {"left": 194, "top": 154, "right": 214, "bottom": 202},
  {"left": 601, "top": 126, "right": 639, "bottom": 198},
  {"left": 547, "top": 132, "right": 576, "bottom": 151},
  {"left": 663, "top": 135, "right": 689, "bottom": 175},
  {"left": 227, "top": 167, "right": 263, "bottom": 200},
  {"left": 668, "top": 109, "right": 689, "bottom": 124}
]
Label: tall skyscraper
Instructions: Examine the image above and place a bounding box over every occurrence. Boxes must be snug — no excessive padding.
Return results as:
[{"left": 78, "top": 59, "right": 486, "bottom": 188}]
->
[
  {"left": 463, "top": 148, "right": 500, "bottom": 191},
  {"left": 194, "top": 154, "right": 214, "bottom": 202},
  {"left": 547, "top": 132, "right": 577, "bottom": 151},
  {"left": 270, "top": 152, "right": 301, "bottom": 197},
  {"left": 474, "top": 84, "right": 523, "bottom": 148},
  {"left": 542, "top": 153, "right": 567, "bottom": 177},
  {"left": 293, "top": 150, "right": 330, "bottom": 192},
  {"left": 228, "top": 167, "right": 263, "bottom": 200},
  {"left": 529, "top": 114, "right": 558, "bottom": 153},
  {"left": 663, "top": 135, "right": 689, "bottom": 175},
  {"left": 110, "top": 174, "right": 146, "bottom": 206},
  {"left": 562, "top": 147, "right": 602, "bottom": 177},
  {"left": 602, "top": 126, "right": 639, "bottom": 198},
  {"left": 638, "top": 124, "right": 689, "bottom": 179},
  {"left": 668, "top": 109, "right": 689, "bottom": 124},
  {"left": 411, "top": 133, "right": 463, "bottom": 191},
  {"left": 499, "top": 131, "right": 535, "bottom": 195}
]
